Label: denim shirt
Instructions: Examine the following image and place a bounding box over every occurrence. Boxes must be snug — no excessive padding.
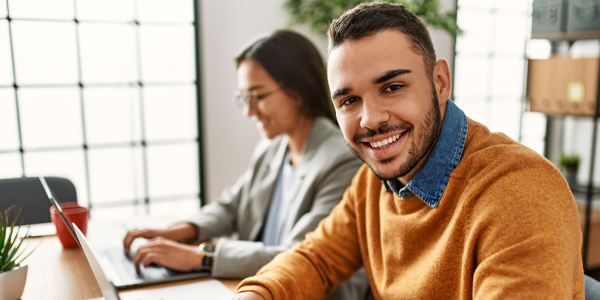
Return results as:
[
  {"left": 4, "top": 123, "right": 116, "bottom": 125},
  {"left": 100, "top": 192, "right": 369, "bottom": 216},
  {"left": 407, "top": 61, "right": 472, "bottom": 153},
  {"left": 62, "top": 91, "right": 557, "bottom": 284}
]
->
[{"left": 384, "top": 100, "right": 468, "bottom": 208}]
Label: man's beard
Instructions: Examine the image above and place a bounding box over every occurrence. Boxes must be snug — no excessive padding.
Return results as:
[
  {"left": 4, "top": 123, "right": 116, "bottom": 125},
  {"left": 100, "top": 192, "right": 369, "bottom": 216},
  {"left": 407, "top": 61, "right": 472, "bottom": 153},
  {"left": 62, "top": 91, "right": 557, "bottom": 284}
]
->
[{"left": 348, "top": 84, "right": 442, "bottom": 181}]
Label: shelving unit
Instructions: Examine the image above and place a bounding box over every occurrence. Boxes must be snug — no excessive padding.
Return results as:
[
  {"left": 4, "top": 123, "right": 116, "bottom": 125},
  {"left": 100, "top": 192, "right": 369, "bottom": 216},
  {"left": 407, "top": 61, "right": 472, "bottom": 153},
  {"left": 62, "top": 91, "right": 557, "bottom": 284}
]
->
[
  {"left": 582, "top": 56, "right": 600, "bottom": 270},
  {"left": 528, "top": 43, "right": 600, "bottom": 270},
  {"left": 528, "top": 0, "right": 600, "bottom": 268}
]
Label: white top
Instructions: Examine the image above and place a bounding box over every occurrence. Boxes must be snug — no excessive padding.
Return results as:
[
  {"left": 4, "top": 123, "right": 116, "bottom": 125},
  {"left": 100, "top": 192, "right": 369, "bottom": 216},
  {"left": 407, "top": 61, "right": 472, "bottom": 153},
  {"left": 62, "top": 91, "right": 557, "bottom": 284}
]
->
[{"left": 262, "top": 150, "right": 296, "bottom": 246}]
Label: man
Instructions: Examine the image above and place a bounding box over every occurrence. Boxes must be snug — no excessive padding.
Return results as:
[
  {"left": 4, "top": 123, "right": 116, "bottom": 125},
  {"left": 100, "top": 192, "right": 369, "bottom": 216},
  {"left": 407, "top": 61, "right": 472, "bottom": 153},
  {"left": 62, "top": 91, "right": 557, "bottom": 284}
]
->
[{"left": 233, "top": 3, "right": 584, "bottom": 299}]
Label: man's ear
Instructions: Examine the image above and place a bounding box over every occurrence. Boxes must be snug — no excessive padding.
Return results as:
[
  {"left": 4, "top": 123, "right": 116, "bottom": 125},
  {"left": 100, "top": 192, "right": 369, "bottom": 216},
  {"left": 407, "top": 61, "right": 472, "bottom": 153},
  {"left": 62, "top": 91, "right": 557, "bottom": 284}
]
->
[{"left": 433, "top": 59, "right": 452, "bottom": 102}]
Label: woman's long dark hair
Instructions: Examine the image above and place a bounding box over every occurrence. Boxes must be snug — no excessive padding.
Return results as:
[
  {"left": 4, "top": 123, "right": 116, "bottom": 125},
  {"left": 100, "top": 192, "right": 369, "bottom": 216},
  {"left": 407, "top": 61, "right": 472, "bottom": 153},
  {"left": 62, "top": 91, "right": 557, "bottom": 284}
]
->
[{"left": 235, "top": 30, "right": 335, "bottom": 122}]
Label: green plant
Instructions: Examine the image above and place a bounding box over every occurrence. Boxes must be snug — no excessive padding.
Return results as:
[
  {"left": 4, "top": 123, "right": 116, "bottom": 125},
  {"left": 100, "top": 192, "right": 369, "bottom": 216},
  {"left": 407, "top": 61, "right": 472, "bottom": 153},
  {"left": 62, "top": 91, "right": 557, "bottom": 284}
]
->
[
  {"left": 559, "top": 153, "right": 581, "bottom": 170},
  {"left": 284, "top": 0, "right": 461, "bottom": 39},
  {"left": 0, "top": 207, "right": 35, "bottom": 273}
]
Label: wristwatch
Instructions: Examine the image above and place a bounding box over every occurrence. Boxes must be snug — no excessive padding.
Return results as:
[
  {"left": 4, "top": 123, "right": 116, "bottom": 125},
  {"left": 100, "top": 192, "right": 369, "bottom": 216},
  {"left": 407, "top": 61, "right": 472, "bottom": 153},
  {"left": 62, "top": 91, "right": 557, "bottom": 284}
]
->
[{"left": 199, "top": 243, "right": 215, "bottom": 271}]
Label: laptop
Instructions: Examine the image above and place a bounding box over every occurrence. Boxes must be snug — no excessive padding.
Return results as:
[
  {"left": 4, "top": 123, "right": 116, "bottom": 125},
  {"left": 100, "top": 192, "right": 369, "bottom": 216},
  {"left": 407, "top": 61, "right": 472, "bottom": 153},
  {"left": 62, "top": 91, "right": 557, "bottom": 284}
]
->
[
  {"left": 73, "top": 223, "right": 122, "bottom": 300},
  {"left": 39, "top": 176, "right": 210, "bottom": 289}
]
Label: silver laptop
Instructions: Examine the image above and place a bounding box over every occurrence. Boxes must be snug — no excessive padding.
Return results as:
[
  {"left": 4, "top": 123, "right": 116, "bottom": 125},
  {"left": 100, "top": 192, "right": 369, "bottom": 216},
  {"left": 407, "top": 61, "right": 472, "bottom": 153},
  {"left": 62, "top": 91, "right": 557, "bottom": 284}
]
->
[
  {"left": 39, "top": 176, "right": 210, "bottom": 289},
  {"left": 74, "top": 223, "right": 122, "bottom": 300}
]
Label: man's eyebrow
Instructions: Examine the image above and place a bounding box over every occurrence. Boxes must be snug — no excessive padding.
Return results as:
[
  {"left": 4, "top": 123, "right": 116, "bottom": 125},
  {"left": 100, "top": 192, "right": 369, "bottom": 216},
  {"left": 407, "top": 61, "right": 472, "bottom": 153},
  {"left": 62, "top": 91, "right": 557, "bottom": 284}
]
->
[
  {"left": 331, "top": 87, "right": 352, "bottom": 100},
  {"left": 373, "top": 69, "right": 412, "bottom": 84}
]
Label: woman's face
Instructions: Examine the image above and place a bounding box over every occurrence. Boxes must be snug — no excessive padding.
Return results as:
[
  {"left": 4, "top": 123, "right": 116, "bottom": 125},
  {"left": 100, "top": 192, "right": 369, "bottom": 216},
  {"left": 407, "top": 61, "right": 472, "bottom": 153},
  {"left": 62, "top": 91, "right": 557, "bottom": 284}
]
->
[{"left": 236, "top": 59, "right": 305, "bottom": 139}]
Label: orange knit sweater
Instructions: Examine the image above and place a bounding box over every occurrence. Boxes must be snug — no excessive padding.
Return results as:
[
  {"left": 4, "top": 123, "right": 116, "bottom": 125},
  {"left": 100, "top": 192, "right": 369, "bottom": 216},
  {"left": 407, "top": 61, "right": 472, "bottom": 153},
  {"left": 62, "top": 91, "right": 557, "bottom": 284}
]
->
[{"left": 237, "top": 118, "right": 585, "bottom": 300}]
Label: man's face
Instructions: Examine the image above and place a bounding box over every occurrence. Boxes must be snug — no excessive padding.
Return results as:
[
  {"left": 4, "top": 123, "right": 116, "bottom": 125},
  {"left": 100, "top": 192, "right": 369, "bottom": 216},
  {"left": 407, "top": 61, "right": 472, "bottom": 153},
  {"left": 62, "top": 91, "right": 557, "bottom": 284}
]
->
[{"left": 328, "top": 29, "right": 448, "bottom": 182}]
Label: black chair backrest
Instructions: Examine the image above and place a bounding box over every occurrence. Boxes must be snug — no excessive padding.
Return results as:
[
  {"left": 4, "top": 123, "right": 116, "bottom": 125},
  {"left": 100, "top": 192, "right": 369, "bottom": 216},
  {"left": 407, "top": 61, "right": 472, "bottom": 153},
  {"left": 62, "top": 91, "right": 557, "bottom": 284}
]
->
[{"left": 0, "top": 177, "right": 78, "bottom": 224}]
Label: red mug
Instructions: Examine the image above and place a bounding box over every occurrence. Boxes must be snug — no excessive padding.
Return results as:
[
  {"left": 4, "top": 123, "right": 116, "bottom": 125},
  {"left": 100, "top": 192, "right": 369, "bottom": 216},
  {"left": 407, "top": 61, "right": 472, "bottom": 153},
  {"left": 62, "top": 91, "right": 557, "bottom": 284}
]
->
[{"left": 50, "top": 203, "right": 88, "bottom": 248}]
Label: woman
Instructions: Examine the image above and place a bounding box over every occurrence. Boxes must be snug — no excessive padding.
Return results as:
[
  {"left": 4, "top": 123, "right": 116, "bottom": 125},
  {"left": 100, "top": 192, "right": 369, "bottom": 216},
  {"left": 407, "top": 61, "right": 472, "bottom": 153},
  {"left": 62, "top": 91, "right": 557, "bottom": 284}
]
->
[{"left": 122, "top": 30, "right": 368, "bottom": 299}]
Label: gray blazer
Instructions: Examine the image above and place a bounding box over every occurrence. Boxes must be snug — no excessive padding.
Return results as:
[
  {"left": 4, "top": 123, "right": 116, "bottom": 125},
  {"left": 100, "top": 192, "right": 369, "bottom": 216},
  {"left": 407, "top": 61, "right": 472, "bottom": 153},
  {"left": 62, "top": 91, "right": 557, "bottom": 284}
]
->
[{"left": 183, "top": 117, "right": 363, "bottom": 278}]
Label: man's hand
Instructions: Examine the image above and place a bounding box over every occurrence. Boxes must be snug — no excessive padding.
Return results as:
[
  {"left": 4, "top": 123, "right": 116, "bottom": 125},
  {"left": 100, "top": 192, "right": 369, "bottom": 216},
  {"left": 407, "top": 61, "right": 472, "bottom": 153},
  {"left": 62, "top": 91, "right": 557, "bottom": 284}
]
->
[
  {"left": 230, "top": 292, "right": 266, "bottom": 300},
  {"left": 132, "top": 237, "right": 203, "bottom": 272},
  {"left": 123, "top": 223, "right": 198, "bottom": 254}
]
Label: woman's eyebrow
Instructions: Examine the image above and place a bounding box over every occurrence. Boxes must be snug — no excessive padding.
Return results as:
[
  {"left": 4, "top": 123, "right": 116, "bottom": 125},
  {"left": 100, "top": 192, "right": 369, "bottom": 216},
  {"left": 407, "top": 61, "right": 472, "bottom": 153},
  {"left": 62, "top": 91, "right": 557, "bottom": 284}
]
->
[{"left": 244, "top": 85, "right": 265, "bottom": 92}]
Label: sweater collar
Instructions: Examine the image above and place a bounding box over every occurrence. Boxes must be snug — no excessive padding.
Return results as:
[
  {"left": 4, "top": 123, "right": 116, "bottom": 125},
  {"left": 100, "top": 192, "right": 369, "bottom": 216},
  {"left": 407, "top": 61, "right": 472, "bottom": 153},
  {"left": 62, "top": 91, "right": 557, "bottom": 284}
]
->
[{"left": 383, "top": 100, "right": 468, "bottom": 208}]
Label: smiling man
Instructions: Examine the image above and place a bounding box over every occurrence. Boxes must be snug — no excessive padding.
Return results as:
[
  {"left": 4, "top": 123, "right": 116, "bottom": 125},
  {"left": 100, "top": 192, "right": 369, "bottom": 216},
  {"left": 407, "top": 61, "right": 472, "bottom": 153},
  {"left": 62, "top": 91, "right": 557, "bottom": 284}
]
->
[{"left": 233, "top": 3, "right": 584, "bottom": 300}]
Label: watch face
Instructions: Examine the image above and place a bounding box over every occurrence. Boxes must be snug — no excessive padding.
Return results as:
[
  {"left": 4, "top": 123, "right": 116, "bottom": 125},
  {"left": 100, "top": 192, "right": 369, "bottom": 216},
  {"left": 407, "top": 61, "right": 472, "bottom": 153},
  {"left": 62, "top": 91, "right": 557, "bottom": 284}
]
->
[{"left": 203, "top": 244, "right": 216, "bottom": 254}]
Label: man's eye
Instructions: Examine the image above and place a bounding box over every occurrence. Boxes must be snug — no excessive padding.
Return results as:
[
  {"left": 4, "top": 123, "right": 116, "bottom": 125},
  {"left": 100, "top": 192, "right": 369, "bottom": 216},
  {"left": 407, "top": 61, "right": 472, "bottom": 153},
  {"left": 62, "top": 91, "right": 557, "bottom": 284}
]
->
[
  {"left": 384, "top": 84, "right": 403, "bottom": 92},
  {"left": 341, "top": 97, "right": 358, "bottom": 106}
]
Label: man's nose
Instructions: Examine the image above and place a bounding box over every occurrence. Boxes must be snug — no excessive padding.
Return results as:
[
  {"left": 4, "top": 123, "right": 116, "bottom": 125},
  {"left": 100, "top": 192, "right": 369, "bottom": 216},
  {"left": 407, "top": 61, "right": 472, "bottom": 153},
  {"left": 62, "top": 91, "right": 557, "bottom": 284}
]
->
[{"left": 359, "top": 97, "right": 389, "bottom": 130}]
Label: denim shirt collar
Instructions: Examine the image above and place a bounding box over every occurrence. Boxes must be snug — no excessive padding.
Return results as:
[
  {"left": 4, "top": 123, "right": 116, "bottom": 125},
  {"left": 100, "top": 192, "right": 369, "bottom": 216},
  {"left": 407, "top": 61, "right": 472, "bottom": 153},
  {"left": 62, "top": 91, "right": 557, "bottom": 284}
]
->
[{"left": 384, "top": 100, "right": 468, "bottom": 208}]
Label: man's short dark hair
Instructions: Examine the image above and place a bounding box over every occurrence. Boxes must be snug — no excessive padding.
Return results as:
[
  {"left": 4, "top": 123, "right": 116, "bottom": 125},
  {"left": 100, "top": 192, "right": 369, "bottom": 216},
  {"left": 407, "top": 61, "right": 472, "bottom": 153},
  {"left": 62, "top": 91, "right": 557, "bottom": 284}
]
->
[{"left": 328, "top": 2, "right": 436, "bottom": 78}]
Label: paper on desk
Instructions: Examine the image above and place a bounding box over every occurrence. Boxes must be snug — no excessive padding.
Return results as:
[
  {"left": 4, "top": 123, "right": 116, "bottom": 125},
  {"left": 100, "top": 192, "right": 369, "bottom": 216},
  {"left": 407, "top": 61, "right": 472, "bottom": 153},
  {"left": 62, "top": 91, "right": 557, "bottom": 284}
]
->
[
  {"left": 86, "top": 280, "right": 234, "bottom": 300},
  {"left": 18, "top": 222, "right": 56, "bottom": 238}
]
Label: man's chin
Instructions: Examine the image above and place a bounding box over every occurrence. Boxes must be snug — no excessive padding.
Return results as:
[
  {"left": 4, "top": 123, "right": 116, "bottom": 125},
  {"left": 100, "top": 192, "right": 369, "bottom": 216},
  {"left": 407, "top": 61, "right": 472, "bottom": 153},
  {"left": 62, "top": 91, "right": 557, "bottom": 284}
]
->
[
  {"left": 365, "top": 161, "right": 404, "bottom": 181},
  {"left": 348, "top": 145, "right": 404, "bottom": 180}
]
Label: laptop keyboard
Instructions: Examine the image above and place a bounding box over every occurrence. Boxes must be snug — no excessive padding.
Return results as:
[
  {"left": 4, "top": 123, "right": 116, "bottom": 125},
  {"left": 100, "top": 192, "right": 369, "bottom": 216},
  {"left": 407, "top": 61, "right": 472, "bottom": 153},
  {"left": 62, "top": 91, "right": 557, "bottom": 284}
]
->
[{"left": 98, "top": 247, "right": 170, "bottom": 283}]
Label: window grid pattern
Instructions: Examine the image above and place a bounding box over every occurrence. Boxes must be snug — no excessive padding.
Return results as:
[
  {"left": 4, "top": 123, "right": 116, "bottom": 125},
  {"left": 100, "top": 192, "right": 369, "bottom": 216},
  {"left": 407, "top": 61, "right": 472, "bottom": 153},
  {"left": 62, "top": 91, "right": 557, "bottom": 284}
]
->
[
  {"left": 0, "top": 0, "right": 201, "bottom": 218},
  {"left": 454, "top": 0, "right": 547, "bottom": 154}
]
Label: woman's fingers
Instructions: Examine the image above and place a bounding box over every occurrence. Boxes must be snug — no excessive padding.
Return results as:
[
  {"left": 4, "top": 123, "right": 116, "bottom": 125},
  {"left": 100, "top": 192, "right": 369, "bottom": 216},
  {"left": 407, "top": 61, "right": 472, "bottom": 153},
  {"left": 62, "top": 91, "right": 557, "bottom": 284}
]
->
[
  {"left": 123, "top": 229, "right": 165, "bottom": 253},
  {"left": 131, "top": 237, "right": 202, "bottom": 272}
]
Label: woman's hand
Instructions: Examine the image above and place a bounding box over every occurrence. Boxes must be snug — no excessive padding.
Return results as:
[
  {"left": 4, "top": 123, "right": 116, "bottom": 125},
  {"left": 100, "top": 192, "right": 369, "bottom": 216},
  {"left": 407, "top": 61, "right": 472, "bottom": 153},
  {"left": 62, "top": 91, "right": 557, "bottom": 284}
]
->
[
  {"left": 230, "top": 292, "right": 266, "bottom": 300},
  {"left": 123, "top": 222, "right": 198, "bottom": 254},
  {"left": 132, "top": 236, "right": 204, "bottom": 272}
]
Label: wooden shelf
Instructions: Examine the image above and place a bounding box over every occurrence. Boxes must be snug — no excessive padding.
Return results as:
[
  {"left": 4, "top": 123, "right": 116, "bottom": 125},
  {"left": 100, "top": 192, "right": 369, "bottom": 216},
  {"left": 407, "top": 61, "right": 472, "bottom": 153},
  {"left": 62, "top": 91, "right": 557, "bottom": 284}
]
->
[{"left": 532, "top": 30, "right": 600, "bottom": 41}]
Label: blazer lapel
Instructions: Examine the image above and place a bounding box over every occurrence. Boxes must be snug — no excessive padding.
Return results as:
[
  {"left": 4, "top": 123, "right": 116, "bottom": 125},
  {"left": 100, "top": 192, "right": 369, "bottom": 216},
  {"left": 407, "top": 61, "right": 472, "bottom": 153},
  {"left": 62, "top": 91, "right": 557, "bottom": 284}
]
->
[
  {"left": 247, "top": 136, "right": 289, "bottom": 241},
  {"left": 279, "top": 117, "right": 331, "bottom": 239}
]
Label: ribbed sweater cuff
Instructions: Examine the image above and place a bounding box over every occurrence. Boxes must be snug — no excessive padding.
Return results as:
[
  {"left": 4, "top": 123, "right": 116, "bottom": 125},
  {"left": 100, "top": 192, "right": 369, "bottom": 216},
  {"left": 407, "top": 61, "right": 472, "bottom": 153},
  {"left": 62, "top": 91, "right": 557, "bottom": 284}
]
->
[{"left": 236, "top": 285, "right": 273, "bottom": 300}]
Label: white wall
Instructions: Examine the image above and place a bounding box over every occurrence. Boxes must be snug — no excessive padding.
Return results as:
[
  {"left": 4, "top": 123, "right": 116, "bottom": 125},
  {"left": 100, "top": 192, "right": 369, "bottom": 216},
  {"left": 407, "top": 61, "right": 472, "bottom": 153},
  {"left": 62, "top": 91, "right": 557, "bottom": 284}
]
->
[
  {"left": 431, "top": 0, "right": 456, "bottom": 81},
  {"left": 198, "top": 0, "right": 315, "bottom": 202},
  {"left": 198, "top": 0, "right": 456, "bottom": 202}
]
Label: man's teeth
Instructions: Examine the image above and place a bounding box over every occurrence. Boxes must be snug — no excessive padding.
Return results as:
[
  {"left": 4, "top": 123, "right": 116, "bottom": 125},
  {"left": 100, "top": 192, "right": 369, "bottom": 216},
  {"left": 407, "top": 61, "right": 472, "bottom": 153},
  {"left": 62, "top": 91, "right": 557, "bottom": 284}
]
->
[{"left": 370, "top": 133, "right": 402, "bottom": 149}]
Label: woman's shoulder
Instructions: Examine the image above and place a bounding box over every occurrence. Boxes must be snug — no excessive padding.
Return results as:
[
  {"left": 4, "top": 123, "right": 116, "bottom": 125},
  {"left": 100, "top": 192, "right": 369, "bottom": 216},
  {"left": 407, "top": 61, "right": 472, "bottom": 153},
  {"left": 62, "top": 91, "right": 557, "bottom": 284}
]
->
[
  {"left": 307, "top": 118, "right": 348, "bottom": 151},
  {"left": 304, "top": 117, "right": 360, "bottom": 166}
]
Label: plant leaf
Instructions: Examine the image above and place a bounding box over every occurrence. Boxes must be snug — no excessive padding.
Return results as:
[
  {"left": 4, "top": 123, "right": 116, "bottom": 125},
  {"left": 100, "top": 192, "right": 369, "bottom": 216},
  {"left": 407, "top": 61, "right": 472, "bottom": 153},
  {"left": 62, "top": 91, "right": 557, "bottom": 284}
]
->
[
  {"left": 283, "top": 0, "right": 461, "bottom": 38},
  {"left": 0, "top": 207, "right": 36, "bottom": 273}
]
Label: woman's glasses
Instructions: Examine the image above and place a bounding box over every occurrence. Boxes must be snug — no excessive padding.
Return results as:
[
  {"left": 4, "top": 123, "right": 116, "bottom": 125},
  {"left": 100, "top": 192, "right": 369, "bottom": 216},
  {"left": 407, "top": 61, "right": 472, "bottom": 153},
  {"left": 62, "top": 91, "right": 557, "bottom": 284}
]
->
[{"left": 232, "top": 88, "right": 280, "bottom": 110}]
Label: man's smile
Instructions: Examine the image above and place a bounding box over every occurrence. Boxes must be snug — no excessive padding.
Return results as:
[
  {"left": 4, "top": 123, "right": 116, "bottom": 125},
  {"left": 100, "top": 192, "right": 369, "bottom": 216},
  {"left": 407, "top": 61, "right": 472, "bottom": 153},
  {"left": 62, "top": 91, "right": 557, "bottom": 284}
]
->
[
  {"left": 365, "top": 132, "right": 405, "bottom": 149},
  {"left": 357, "top": 129, "right": 410, "bottom": 161}
]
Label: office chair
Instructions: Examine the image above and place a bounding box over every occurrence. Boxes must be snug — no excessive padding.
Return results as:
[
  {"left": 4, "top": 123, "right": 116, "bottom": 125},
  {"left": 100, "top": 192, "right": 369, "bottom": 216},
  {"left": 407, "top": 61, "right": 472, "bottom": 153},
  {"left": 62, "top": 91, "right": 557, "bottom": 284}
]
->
[{"left": 0, "top": 177, "right": 78, "bottom": 224}]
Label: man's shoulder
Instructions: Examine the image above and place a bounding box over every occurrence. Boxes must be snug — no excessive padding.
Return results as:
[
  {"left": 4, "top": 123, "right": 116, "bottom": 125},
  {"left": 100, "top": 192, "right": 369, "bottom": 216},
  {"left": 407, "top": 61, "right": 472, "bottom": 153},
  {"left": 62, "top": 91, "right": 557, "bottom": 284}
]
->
[
  {"left": 454, "top": 117, "right": 556, "bottom": 181},
  {"left": 450, "top": 119, "right": 575, "bottom": 217}
]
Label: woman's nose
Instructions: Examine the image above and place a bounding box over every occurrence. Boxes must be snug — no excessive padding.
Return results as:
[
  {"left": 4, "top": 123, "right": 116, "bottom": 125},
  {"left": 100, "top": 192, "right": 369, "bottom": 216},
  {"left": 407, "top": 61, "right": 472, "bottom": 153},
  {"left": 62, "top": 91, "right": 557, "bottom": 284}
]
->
[{"left": 243, "top": 101, "right": 256, "bottom": 118}]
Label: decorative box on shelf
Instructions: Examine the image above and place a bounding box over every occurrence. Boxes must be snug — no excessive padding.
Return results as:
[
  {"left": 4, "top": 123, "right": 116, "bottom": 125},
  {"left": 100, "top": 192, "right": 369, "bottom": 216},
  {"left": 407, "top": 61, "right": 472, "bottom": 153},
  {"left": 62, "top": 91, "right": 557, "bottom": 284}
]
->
[
  {"left": 532, "top": 0, "right": 600, "bottom": 40},
  {"left": 527, "top": 55, "right": 599, "bottom": 116}
]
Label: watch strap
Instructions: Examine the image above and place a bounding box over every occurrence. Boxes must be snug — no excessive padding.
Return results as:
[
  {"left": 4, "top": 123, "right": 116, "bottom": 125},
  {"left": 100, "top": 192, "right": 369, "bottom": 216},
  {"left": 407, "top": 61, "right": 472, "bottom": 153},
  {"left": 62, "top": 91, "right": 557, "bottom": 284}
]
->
[{"left": 199, "top": 243, "right": 215, "bottom": 271}]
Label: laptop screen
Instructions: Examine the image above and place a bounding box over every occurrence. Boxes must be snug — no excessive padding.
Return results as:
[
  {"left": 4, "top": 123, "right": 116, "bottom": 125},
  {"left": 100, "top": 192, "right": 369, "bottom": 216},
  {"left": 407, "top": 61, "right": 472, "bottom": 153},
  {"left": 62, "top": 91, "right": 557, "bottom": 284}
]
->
[
  {"left": 39, "top": 176, "right": 81, "bottom": 248},
  {"left": 73, "top": 222, "right": 122, "bottom": 300}
]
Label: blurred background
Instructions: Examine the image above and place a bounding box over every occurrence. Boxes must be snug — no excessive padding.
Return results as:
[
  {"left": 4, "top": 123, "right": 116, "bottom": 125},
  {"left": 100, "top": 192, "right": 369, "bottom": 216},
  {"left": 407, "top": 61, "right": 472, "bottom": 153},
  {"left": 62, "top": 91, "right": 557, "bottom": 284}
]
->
[{"left": 0, "top": 0, "right": 596, "bottom": 233}]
